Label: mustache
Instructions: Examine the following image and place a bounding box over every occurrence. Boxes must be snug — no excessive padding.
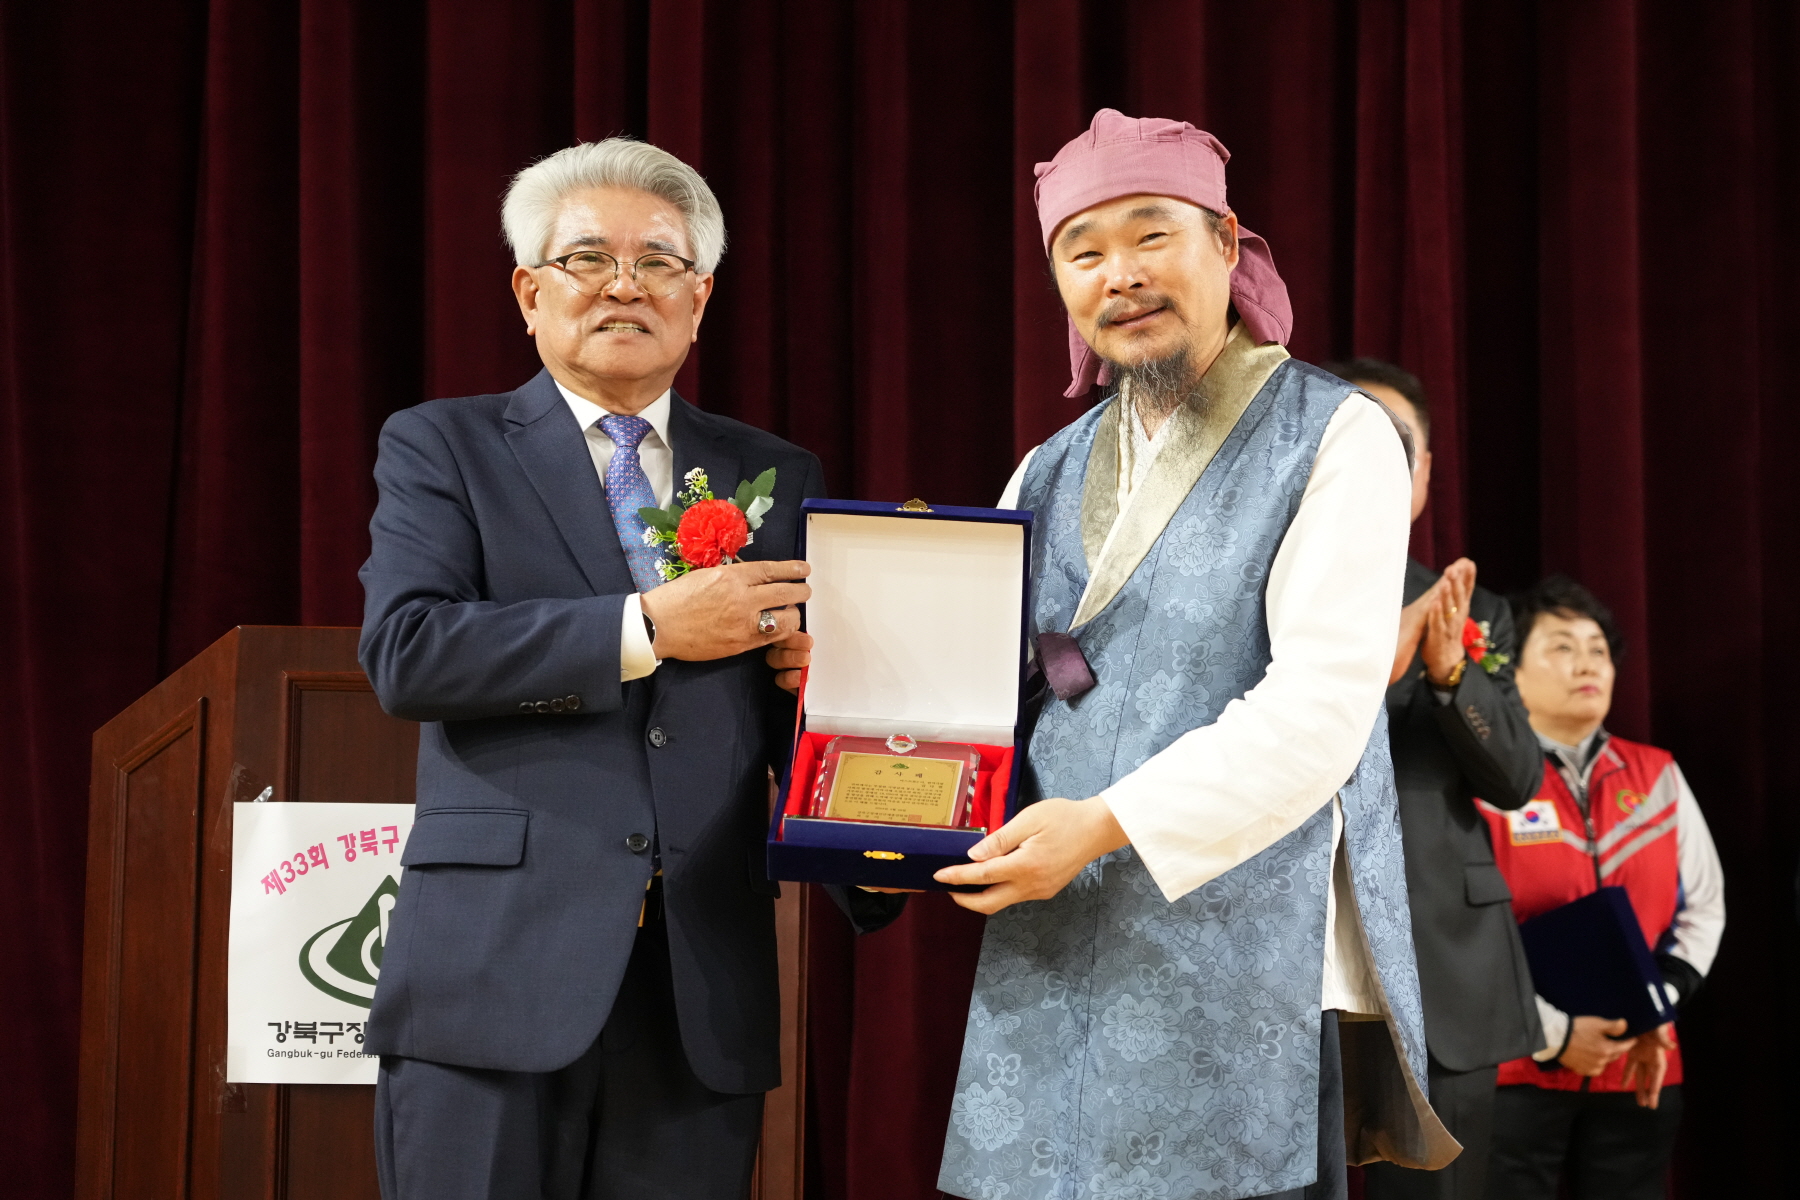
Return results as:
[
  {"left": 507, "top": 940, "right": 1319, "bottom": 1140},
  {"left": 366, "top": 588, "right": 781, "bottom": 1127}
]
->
[{"left": 1094, "top": 293, "right": 1182, "bottom": 329}]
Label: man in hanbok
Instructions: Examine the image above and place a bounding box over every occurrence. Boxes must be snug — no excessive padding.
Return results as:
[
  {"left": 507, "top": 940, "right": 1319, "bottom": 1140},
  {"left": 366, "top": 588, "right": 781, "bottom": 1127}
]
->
[{"left": 933, "top": 110, "right": 1459, "bottom": 1200}]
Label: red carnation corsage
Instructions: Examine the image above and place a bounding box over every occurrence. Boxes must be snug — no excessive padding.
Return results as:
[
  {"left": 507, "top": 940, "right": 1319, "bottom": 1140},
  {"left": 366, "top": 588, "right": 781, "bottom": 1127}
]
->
[
  {"left": 1461, "top": 618, "right": 1484, "bottom": 656},
  {"left": 638, "top": 467, "right": 777, "bottom": 581},
  {"left": 676, "top": 498, "right": 749, "bottom": 567},
  {"left": 1461, "top": 617, "right": 1511, "bottom": 675}
]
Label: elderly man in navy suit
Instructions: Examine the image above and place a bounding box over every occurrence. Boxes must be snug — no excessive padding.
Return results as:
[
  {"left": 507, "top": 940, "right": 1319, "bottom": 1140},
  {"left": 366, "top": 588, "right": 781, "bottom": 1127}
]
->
[{"left": 358, "top": 138, "right": 886, "bottom": 1200}]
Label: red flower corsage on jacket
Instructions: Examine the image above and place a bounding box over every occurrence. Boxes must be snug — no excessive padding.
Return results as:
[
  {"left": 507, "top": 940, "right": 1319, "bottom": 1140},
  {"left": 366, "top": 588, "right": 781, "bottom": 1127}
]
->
[
  {"left": 638, "top": 467, "right": 777, "bottom": 581},
  {"left": 1461, "top": 617, "right": 1511, "bottom": 675},
  {"left": 676, "top": 499, "right": 749, "bottom": 567}
]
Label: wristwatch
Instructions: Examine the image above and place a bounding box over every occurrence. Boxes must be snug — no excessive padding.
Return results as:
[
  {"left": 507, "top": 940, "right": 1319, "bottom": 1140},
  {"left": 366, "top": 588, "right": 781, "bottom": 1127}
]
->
[
  {"left": 642, "top": 611, "right": 657, "bottom": 646},
  {"left": 1432, "top": 658, "right": 1467, "bottom": 690}
]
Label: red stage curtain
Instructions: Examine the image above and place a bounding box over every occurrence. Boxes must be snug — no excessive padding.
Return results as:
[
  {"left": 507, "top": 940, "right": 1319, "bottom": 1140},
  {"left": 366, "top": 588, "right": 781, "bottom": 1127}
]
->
[{"left": 2, "top": 3, "right": 1795, "bottom": 1198}]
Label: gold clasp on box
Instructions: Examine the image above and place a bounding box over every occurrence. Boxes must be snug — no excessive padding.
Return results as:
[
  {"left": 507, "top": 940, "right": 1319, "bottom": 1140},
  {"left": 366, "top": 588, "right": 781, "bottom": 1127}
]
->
[
  {"left": 897, "top": 498, "right": 932, "bottom": 512},
  {"left": 863, "top": 850, "right": 905, "bottom": 861}
]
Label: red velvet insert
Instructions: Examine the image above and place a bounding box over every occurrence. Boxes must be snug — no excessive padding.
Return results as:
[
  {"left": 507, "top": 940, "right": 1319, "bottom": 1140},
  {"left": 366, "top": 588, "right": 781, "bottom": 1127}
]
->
[{"left": 781, "top": 728, "right": 1016, "bottom": 834}]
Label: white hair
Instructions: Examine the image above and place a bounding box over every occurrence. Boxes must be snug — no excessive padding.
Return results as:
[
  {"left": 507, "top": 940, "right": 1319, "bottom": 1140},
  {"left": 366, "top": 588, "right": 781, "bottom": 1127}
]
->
[{"left": 501, "top": 138, "right": 727, "bottom": 273}]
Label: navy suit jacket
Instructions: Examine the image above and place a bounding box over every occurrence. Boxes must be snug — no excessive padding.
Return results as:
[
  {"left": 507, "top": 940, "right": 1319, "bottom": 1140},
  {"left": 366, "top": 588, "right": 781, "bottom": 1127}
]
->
[{"left": 358, "top": 368, "right": 821, "bottom": 1092}]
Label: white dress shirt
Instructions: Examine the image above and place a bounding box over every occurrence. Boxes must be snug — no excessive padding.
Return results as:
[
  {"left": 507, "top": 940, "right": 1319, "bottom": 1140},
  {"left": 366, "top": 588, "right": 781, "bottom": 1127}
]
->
[
  {"left": 1000, "top": 392, "right": 1411, "bottom": 1015},
  {"left": 556, "top": 381, "right": 671, "bottom": 682}
]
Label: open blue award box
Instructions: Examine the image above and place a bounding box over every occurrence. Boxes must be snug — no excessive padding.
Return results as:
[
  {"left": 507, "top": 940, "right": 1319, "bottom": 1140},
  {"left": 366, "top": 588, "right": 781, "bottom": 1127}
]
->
[{"left": 766, "top": 498, "right": 1033, "bottom": 891}]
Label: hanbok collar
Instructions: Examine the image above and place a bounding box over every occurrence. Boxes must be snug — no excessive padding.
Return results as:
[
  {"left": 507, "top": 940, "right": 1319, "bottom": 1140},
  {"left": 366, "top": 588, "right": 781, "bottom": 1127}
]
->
[{"left": 1069, "top": 322, "right": 1290, "bottom": 629}]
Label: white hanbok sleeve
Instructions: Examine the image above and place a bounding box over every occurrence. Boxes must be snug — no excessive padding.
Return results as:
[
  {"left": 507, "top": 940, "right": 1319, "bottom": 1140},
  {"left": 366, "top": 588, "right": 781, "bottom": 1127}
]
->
[
  {"left": 1100, "top": 394, "right": 1412, "bottom": 902},
  {"left": 998, "top": 448, "right": 1039, "bottom": 510}
]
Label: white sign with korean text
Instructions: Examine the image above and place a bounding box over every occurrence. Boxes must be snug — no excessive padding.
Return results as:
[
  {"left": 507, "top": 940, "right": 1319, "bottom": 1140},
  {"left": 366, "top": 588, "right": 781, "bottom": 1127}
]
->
[{"left": 227, "top": 801, "right": 414, "bottom": 1084}]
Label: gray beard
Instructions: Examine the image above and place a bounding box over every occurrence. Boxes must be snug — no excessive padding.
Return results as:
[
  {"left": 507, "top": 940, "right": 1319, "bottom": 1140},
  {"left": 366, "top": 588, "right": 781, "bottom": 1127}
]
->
[{"left": 1106, "top": 344, "right": 1212, "bottom": 428}]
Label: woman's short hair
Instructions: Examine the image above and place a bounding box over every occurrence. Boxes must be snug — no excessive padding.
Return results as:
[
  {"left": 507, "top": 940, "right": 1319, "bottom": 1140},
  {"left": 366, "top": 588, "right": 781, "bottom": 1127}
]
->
[
  {"left": 1509, "top": 574, "right": 1626, "bottom": 661},
  {"left": 501, "top": 139, "right": 727, "bottom": 272}
]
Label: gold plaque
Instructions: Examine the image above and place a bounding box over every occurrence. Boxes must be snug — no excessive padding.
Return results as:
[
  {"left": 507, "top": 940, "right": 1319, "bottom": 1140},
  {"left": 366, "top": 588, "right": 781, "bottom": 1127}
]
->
[
  {"left": 823, "top": 752, "right": 962, "bottom": 825},
  {"left": 810, "top": 735, "right": 979, "bottom": 828}
]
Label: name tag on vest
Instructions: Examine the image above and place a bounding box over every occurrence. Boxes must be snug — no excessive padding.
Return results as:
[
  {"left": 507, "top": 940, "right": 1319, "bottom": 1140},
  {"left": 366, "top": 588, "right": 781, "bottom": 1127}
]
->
[{"left": 1507, "top": 800, "right": 1564, "bottom": 845}]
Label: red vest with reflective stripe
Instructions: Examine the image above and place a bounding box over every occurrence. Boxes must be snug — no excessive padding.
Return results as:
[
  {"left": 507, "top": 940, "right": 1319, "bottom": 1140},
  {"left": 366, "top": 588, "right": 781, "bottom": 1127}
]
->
[{"left": 1477, "top": 735, "right": 1683, "bottom": 1091}]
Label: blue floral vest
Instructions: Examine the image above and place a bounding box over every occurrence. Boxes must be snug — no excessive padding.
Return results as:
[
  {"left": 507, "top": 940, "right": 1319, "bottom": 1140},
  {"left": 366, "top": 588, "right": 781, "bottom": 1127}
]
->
[{"left": 938, "top": 361, "right": 1433, "bottom": 1200}]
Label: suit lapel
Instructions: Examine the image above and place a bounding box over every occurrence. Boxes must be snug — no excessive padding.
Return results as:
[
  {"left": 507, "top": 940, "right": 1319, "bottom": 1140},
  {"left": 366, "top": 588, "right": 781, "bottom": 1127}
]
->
[
  {"left": 655, "top": 396, "right": 747, "bottom": 706},
  {"left": 504, "top": 369, "right": 634, "bottom": 596},
  {"left": 666, "top": 393, "right": 745, "bottom": 549}
]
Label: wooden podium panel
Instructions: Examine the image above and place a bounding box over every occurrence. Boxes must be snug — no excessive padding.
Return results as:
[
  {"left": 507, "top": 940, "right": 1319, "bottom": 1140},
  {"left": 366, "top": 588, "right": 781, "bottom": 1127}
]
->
[
  {"left": 76, "top": 627, "right": 413, "bottom": 1200},
  {"left": 76, "top": 625, "right": 808, "bottom": 1199}
]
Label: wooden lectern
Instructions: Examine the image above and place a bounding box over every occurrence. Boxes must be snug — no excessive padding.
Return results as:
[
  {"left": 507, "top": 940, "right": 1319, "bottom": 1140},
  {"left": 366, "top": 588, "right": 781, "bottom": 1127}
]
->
[{"left": 76, "top": 626, "right": 808, "bottom": 1199}]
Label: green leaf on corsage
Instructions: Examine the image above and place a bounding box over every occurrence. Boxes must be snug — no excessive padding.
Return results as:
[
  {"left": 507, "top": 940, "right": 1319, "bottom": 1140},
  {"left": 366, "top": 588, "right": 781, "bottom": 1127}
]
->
[
  {"left": 638, "top": 505, "right": 681, "bottom": 533},
  {"left": 726, "top": 467, "right": 779, "bottom": 531}
]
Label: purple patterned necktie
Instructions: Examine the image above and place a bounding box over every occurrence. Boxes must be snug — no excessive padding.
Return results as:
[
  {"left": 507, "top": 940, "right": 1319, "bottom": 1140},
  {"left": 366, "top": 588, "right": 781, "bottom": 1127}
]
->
[{"left": 599, "top": 414, "right": 666, "bottom": 592}]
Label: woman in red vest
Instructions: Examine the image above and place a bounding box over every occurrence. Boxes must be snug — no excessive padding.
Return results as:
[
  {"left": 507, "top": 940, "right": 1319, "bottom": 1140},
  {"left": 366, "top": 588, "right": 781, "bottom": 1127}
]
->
[{"left": 1479, "top": 576, "right": 1723, "bottom": 1200}]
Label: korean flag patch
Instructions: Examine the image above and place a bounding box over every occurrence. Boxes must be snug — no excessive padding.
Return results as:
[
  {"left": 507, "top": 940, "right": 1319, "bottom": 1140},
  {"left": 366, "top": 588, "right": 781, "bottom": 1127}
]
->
[{"left": 1507, "top": 799, "right": 1563, "bottom": 846}]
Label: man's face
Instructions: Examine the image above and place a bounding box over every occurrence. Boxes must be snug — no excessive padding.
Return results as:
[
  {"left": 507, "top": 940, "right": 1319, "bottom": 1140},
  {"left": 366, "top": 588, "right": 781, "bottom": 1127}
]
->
[
  {"left": 1362, "top": 384, "right": 1433, "bottom": 523},
  {"left": 1050, "top": 194, "right": 1238, "bottom": 371},
  {"left": 511, "top": 186, "right": 714, "bottom": 410},
  {"left": 1514, "top": 612, "right": 1615, "bottom": 730}
]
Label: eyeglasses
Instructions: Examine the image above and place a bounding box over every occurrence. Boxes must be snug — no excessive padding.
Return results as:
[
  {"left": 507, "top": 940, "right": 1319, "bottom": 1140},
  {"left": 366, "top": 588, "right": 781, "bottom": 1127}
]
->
[{"left": 536, "top": 249, "right": 698, "bottom": 298}]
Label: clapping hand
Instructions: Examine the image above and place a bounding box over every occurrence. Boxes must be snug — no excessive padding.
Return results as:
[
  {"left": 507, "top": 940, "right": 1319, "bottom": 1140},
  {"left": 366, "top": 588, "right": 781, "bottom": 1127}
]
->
[
  {"left": 1421, "top": 557, "right": 1477, "bottom": 688},
  {"left": 1391, "top": 587, "right": 1435, "bottom": 684},
  {"left": 1391, "top": 558, "right": 1478, "bottom": 686}
]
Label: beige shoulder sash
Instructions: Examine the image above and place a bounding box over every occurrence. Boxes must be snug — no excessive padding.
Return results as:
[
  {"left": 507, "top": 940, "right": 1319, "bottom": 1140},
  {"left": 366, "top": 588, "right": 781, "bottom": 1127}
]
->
[{"left": 1070, "top": 326, "right": 1290, "bottom": 629}]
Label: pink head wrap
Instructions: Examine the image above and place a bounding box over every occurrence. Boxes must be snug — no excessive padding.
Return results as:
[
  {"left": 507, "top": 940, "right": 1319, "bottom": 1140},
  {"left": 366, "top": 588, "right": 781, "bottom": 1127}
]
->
[{"left": 1034, "top": 109, "right": 1293, "bottom": 398}]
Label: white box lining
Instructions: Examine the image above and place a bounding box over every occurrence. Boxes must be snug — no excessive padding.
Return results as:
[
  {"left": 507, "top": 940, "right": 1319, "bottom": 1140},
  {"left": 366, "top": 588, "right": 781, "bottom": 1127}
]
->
[{"left": 803, "top": 512, "right": 1023, "bottom": 746}]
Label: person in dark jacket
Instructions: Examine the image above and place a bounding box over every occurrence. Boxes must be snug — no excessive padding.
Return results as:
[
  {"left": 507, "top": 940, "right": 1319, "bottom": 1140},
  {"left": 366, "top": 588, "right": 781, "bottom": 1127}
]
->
[
  {"left": 359, "top": 138, "right": 898, "bottom": 1200},
  {"left": 1327, "top": 360, "right": 1545, "bottom": 1200}
]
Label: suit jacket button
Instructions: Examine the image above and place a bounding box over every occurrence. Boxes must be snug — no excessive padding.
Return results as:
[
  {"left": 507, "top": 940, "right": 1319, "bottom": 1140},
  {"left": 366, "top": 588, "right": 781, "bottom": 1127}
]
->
[
  {"left": 549, "top": 697, "right": 566, "bottom": 713},
  {"left": 625, "top": 833, "right": 651, "bottom": 854},
  {"left": 565, "top": 694, "right": 580, "bottom": 711},
  {"left": 519, "top": 701, "right": 534, "bottom": 712},
  {"left": 647, "top": 727, "right": 667, "bottom": 748},
  {"left": 535, "top": 700, "right": 552, "bottom": 714}
]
